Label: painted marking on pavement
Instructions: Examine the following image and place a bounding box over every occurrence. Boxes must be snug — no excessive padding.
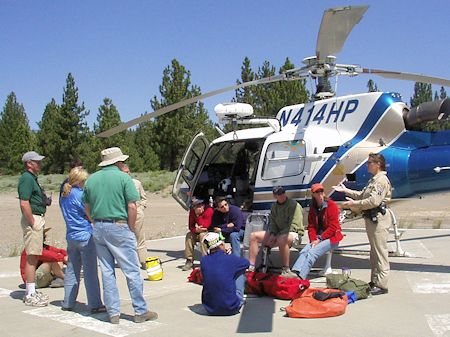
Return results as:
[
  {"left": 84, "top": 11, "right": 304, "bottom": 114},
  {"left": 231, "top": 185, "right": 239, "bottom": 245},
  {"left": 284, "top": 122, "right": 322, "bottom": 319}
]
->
[
  {"left": 0, "top": 272, "right": 20, "bottom": 278},
  {"left": 0, "top": 287, "right": 11, "bottom": 298},
  {"left": 426, "top": 314, "right": 450, "bottom": 336},
  {"left": 24, "top": 306, "right": 163, "bottom": 337},
  {"left": 407, "top": 272, "right": 450, "bottom": 294}
]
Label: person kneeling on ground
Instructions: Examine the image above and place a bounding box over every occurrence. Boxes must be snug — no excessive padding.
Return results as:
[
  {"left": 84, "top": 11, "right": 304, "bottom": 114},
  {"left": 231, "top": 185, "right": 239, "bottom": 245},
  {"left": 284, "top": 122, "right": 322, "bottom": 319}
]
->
[
  {"left": 291, "top": 183, "right": 343, "bottom": 279},
  {"left": 248, "top": 186, "right": 304, "bottom": 277},
  {"left": 201, "top": 232, "right": 249, "bottom": 316},
  {"left": 20, "top": 228, "right": 67, "bottom": 289}
]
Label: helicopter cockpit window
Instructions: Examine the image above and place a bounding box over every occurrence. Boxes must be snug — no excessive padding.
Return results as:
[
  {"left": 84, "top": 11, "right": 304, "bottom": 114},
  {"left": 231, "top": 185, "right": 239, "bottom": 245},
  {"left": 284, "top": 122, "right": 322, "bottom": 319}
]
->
[{"left": 262, "top": 140, "right": 306, "bottom": 179}]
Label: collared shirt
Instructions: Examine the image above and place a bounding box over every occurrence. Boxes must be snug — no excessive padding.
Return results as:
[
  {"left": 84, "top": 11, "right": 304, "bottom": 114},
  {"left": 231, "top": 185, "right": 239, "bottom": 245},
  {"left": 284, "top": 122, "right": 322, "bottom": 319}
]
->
[
  {"left": 83, "top": 165, "right": 139, "bottom": 220},
  {"left": 18, "top": 170, "right": 46, "bottom": 215},
  {"left": 60, "top": 186, "right": 92, "bottom": 241},
  {"left": 345, "top": 171, "right": 392, "bottom": 210}
]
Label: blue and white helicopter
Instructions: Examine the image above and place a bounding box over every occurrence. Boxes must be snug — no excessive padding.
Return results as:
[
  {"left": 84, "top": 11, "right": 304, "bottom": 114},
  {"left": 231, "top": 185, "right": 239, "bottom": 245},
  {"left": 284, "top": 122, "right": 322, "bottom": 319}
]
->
[{"left": 99, "top": 5, "right": 450, "bottom": 252}]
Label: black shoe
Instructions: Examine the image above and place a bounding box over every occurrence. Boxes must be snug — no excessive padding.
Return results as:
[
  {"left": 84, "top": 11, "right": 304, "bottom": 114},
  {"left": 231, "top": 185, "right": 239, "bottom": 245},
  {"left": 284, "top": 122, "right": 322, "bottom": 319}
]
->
[
  {"left": 369, "top": 281, "right": 375, "bottom": 289},
  {"left": 370, "top": 286, "right": 388, "bottom": 296}
]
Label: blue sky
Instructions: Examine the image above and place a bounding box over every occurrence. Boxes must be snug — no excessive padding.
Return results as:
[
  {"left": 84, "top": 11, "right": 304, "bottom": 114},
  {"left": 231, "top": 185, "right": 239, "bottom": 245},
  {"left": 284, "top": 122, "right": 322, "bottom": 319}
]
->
[{"left": 1, "top": 0, "right": 449, "bottom": 130}]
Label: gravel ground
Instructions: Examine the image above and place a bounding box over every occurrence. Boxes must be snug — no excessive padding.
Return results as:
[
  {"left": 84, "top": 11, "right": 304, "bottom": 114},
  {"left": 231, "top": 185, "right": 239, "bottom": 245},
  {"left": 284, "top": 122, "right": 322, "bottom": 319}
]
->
[{"left": 2, "top": 190, "right": 449, "bottom": 257}]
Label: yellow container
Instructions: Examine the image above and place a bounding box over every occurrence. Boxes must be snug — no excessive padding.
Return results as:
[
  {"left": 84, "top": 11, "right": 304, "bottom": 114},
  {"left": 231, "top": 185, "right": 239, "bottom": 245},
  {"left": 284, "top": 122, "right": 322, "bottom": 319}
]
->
[{"left": 145, "top": 256, "right": 163, "bottom": 281}]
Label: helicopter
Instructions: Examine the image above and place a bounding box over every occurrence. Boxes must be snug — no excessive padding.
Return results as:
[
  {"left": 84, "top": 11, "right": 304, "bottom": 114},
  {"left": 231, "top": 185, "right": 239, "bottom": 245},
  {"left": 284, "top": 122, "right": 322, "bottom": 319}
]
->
[{"left": 98, "top": 5, "right": 450, "bottom": 220}]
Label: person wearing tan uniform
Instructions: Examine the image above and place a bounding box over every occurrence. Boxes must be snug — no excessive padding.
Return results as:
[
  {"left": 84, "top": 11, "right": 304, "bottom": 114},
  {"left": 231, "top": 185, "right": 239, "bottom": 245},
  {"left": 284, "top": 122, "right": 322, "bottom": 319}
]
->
[
  {"left": 334, "top": 153, "right": 392, "bottom": 295},
  {"left": 121, "top": 164, "right": 148, "bottom": 269}
]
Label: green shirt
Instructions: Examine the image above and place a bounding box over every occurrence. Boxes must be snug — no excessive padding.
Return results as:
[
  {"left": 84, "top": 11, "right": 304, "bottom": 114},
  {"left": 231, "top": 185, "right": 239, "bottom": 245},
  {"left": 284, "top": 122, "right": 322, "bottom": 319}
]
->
[
  {"left": 269, "top": 197, "right": 304, "bottom": 236},
  {"left": 18, "top": 170, "right": 46, "bottom": 215},
  {"left": 83, "top": 165, "right": 139, "bottom": 221}
]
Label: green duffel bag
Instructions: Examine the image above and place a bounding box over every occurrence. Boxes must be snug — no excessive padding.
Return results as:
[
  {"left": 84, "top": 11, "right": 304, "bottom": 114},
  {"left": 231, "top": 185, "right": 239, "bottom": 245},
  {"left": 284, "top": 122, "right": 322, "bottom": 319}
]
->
[{"left": 326, "top": 274, "right": 371, "bottom": 300}]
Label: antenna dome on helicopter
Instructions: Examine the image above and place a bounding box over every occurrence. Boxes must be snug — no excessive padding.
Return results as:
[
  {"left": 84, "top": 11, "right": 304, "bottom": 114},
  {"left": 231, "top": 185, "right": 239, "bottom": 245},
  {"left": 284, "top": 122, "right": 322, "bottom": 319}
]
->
[{"left": 214, "top": 102, "right": 254, "bottom": 122}]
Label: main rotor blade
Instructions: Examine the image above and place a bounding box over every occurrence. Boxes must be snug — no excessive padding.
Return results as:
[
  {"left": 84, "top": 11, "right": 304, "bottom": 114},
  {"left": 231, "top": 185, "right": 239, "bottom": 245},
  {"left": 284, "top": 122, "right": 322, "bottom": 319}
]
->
[
  {"left": 316, "top": 5, "right": 369, "bottom": 61},
  {"left": 362, "top": 68, "right": 450, "bottom": 87},
  {"left": 96, "top": 74, "right": 286, "bottom": 138}
]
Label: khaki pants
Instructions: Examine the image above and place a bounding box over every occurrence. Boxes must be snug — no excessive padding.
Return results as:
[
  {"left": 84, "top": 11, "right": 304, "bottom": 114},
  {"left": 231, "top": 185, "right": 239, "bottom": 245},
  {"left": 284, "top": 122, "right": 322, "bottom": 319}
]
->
[
  {"left": 21, "top": 215, "right": 45, "bottom": 255},
  {"left": 132, "top": 209, "right": 147, "bottom": 265},
  {"left": 365, "top": 213, "right": 390, "bottom": 289},
  {"left": 184, "top": 231, "right": 208, "bottom": 261}
]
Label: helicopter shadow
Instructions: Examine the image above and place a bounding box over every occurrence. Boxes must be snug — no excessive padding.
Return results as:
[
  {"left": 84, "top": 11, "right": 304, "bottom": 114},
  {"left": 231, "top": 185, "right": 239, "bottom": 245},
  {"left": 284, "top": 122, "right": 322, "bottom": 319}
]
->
[{"left": 236, "top": 296, "right": 276, "bottom": 333}]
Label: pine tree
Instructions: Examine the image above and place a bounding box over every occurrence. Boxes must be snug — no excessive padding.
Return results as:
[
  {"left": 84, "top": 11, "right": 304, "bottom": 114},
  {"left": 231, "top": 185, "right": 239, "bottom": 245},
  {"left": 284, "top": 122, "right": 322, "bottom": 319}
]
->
[
  {"left": 410, "top": 82, "right": 432, "bottom": 107},
  {"left": 0, "top": 92, "right": 35, "bottom": 173},
  {"left": 149, "top": 59, "right": 215, "bottom": 171},
  {"left": 440, "top": 86, "right": 447, "bottom": 99},
  {"left": 235, "top": 57, "right": 257, "bottom": 107},
  {"left": 367, "top": 79, "right": 379, "bottom": 92},
  {"left": 94, "top": 98, "right": 126, "bottom": 148}
]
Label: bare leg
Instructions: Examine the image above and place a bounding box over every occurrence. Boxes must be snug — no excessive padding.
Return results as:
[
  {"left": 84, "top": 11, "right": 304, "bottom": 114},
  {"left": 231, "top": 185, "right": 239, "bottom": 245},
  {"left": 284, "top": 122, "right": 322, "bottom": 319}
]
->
[
  {"left": 25, "top": 255, "right": 38, "bottom": 283},
  {"left": 51, "top": 262, "right": 65, "bottom": 279},
  {"left": 277, "top": 233, "right": 294, "bottom": 267},
  {"left": 249, "top": 231, "right": 269, "bottom": 265}
]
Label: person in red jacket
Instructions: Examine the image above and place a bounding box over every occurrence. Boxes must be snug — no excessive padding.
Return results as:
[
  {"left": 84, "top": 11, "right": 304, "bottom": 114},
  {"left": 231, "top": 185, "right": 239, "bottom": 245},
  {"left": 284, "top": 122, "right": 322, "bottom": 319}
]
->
[
  {"left": 20, "top": 230, "right": 68, "bottom": 288},
  {"left": 292, "top": 183, "right": 343, "bottom": 279},
  {"left": 181, "top": 197, "right": 213, "bottom": 271}
]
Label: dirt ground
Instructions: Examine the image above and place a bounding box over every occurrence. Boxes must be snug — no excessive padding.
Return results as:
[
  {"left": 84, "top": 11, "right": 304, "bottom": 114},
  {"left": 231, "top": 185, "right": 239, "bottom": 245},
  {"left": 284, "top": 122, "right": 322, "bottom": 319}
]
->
[{"left": 1, "top": 190, "right": 449, "bottom": 257}]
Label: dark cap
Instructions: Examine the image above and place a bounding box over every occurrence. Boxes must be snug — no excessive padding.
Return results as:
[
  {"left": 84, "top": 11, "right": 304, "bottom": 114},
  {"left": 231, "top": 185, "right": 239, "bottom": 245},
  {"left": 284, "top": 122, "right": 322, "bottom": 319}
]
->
[
  {"left": 272, "top": 186, "right": 286, "bottom": 195},
  {"left": 190, "top": 197, "right": 204, "bottom": 208}
]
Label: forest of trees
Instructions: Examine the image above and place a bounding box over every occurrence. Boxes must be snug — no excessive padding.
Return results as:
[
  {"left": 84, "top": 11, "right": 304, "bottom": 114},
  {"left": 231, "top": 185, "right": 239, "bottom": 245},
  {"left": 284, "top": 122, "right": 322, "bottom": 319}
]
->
[{"left": 0, "top": 57, "right": 447, "bottom": 175}]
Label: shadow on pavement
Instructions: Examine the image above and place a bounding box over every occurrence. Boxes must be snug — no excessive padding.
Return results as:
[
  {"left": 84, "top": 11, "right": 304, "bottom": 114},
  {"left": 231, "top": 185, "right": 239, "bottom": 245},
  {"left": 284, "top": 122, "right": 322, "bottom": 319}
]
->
[{"left": 236, "top": 296, "right": 275, "bottom": 333}]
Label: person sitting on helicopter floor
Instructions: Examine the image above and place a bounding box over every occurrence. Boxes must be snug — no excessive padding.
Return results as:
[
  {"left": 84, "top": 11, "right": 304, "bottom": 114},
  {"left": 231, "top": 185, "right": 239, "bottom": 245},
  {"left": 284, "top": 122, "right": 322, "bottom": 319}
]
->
[
  {"left": 182, "top": 197, "right": 213, "bottom": 271},
  {"left": 248, "top": 186, "right": 304, "bottom": 278},
  {"left": 291, "top": 183, "right": 343, "bottom": 279},
  {"left": 211, "top": 196, "right": 245, "bottom": 257}
]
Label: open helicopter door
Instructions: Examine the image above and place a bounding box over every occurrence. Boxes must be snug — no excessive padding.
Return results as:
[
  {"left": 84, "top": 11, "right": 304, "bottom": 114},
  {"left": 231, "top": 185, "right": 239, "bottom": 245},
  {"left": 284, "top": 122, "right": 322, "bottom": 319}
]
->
[{"left": 172, "top": 132, "right": 210, "bottom": 210}]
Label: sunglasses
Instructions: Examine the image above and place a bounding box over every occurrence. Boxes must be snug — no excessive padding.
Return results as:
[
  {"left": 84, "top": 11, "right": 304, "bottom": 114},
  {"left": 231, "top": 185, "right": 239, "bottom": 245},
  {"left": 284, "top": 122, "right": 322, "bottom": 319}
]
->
[{"left": 367, "top": 160, "right": 378, "bottom": 164}]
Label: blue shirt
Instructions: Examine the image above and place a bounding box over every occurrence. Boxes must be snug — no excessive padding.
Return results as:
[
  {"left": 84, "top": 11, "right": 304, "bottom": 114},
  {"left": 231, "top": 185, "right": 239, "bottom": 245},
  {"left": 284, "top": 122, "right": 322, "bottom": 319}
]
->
[
  {"left": 60, "top": 186, "right": 92, "bottom": 241},
  {"left": 211, "top": 204, "right": 245, "bottom": 235},
  {"left": 201, "top": 250, "right": 249, "bottom": 315}
]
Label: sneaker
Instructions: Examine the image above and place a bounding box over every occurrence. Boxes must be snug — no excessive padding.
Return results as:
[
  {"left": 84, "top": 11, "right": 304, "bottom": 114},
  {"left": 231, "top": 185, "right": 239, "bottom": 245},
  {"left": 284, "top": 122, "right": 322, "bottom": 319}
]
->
[
  {"left": 181, "top": 260, "right": 193, "bottom": 271},
  {"left": 35, "top": 291, "right": 49, "bottom": 301},
  {"left": 23, "top": 292, "right": 49, "bottom": 307},
  {"left": 281, "top": 267, "right": 298, "bottom": 279},
  {"left": 134, "top": 311, "right": 158, "bottom": 323},
  {"left": 247, "top": 265, "right": 255, "bottom": 272},
  {"left": 110, "top": 315, "right": 120, "bottom": 324},
  {"left": 49, "top": 277, "right": 65, "bottom": 288}
]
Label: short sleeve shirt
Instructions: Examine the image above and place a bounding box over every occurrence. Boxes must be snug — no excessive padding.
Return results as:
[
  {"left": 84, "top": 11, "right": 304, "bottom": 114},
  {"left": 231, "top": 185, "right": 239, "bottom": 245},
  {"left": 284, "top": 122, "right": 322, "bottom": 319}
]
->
[
  {"left": 18, "top": 171, "right": 46, "bottom": 215},
  {"left": 83, "top": 165, "right": 139, "bottom": 220}
]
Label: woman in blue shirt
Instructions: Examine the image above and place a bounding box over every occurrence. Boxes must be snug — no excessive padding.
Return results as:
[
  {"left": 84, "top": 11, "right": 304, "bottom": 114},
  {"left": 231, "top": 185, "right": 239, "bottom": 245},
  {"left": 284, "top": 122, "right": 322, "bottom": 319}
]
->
[{"left": 60, "top": 167, "right": 104, "bottom": 313}]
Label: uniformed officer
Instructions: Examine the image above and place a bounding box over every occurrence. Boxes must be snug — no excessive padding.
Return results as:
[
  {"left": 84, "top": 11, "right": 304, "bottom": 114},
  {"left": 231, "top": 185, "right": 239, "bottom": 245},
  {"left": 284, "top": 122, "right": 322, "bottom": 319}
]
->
[{"left": 333, "top": 153, "right": 392, "bottom": 295}]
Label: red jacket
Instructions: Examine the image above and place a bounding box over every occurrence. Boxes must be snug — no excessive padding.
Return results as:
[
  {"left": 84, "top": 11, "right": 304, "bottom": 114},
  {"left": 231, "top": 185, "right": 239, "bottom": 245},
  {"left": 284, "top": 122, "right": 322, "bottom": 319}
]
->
[
  {"left": 188, "top": 207, "right": 213, "bottom": 234},
  {"left": 20, "top": 245, "right": 67, "bottom": 283},
  {"left": 308, "top": 199, "right": 343, "bottom": 245}
]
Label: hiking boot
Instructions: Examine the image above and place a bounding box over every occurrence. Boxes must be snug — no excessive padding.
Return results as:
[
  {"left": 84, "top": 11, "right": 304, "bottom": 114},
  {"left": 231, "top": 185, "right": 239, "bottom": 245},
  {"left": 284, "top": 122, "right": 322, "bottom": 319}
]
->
[
  {"left": 110, "top": 315, "right": 120, "bottom": 324},
  {"left": 181, "top": 260, "right": 193, "bottom": 271},
  {"left": 370, "top": 286, "right": 388, "bottom": 296},
  {"left": 281, "top": 267, "right": 298, "bottom": 279},
  {"left": 134, "top": 311, "right": 158, "bottom": 323},
  {"left": 23, "top": 292, "right": 49, "bottom": 307},
  {"left": 91, "top": 305, "right": 107, "bottom": 314},
  {"left": 49, "top": 277, "right": 64, "bottom": 288}
]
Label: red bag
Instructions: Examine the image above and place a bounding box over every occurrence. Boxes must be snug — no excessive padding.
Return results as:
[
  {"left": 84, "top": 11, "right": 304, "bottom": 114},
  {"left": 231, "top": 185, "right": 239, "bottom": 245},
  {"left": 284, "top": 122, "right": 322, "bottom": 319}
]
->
[
  {"left": 187, "top": 267, "right": 203, "bottom": 285},
  {"left": 245, "top": 271, "right": 310, "bottom": 300},
  {"left": 284, "top": 287, "right": 347, "bottom": 318}
]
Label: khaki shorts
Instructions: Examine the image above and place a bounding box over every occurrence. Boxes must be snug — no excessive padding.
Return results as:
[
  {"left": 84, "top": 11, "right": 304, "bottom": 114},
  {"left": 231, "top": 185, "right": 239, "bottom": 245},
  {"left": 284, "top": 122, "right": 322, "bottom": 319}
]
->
[
  {"left": 21, "top": 214, "right": 45, "bottom": 255},
  {"left": 35, "top": 264, "right": 53, "bottom": 288},
  {"left": 290, "top": 232, "right": 302, "bottom": 249}
]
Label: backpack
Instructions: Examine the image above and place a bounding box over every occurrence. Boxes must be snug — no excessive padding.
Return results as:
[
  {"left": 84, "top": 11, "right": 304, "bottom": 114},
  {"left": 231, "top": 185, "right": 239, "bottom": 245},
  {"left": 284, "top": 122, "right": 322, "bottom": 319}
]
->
[
  {"left": 145, "top": 256, "right": 163, "bottom": 281},
  {"left": 187, "top": 267, "right": 203, "bottom": 285},
  {"left": 283, "top": 287, "right": 348, "bottom": 318},
  {"left": 246, "top": 271, "right": 310, "bottom": 300},
  {"left": 326, "top": 274, "right": 370, "bottom": 300}
]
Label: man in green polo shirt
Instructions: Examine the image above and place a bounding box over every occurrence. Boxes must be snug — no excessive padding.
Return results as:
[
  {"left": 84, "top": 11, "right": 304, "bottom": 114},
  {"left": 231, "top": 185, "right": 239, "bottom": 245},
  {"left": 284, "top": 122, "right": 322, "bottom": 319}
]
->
[
  {"left": 83, "top": 147, "right": 158, "bottom": 325},
  {"left": 18, "top": 151, "right": 50, "bottom": 307}
]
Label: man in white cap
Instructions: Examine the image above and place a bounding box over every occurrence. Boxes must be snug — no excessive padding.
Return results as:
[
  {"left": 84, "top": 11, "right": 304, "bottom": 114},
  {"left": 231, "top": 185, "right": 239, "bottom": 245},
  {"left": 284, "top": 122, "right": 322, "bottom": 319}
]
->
[
  {"left": 200, "top": 232, "right": 249, "bottom": 316},
  {"left": 18, "top": 151, "right": 51, "bottom": 306},
  {"left": 83, "top": 147, "right": 157, "bottom": 324}
]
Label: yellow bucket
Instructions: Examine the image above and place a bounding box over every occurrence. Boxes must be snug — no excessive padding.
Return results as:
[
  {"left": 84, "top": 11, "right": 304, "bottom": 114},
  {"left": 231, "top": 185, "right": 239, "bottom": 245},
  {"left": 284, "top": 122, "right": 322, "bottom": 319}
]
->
[{"left": 145, "top": 256, "right": 163, "bottom": 281}]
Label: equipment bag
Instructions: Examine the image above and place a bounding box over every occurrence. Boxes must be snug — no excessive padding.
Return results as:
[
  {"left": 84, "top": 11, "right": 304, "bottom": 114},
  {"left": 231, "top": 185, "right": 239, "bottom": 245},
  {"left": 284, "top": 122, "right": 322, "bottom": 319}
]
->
[
  {"left": 245, "top": 271, "right": 310, "bottom": 300},
  {"left": 325, "top": 274, "right": 370, "bottom": 300},
  {"left": 283, "top": 287, "right": 348, "bottom": 318},
  {"left": 187, "top": 267, "right": 203, "bottom": 285},
  {"left": 145, "top": 256, "right": 163, "bottom": 281}
]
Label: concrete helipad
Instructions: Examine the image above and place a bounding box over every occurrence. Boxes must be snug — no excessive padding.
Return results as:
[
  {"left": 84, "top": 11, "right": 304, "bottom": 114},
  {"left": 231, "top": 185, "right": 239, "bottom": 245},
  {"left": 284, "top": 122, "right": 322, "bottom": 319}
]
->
[{"left": 1, "top": 229, "right": 450, "bottom": 337}]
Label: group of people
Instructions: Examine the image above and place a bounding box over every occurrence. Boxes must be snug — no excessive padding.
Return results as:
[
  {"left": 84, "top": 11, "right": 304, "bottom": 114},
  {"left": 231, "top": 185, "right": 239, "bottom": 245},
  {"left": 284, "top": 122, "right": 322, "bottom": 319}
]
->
[
  {"left": 18, "top": 147, "right": 156, "bottom": 324},
  {"left": 185, "top": 153, "right": 392, "bottom": 315},
  {"left": 18, "top": 147, "right": 392, "bottom": 319}
]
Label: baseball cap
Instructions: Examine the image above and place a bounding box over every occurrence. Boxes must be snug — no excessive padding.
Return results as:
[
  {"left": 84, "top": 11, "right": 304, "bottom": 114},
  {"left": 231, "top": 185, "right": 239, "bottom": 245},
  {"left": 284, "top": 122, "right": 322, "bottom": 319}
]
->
[
  {"left": 22, "top": 151, "right": 45, "bottom": 162},
  {"left": 190, "top": 197, "right": 204, "bottom": 208},
  {"left": 203, "top": 232, "right": 224, "bottom": 253},
  {"left": 311, "top": 183, "right": 325, "bottom": 193},
  {"left": 272, "top": 186, "right": 286, "bottom": 195}
]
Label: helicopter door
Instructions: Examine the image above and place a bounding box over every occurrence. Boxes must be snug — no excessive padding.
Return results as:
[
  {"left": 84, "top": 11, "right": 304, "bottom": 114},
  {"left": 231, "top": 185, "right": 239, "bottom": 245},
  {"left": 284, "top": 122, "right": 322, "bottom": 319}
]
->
[{"left": 172, "top": 132, "right": 210, "bottom": 210}]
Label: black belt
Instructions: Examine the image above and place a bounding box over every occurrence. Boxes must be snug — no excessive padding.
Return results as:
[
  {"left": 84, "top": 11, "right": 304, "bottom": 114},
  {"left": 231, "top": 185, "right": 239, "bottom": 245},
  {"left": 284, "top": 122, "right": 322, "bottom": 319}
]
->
[{"left": 94, "top": 219, "right": 127, "bottom": 224}]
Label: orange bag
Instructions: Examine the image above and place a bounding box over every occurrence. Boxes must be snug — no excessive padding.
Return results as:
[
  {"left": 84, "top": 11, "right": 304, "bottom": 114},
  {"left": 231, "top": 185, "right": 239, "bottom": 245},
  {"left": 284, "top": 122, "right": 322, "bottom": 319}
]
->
[{"left": 284, "top": 287, "right": 347, "bottom": 318}]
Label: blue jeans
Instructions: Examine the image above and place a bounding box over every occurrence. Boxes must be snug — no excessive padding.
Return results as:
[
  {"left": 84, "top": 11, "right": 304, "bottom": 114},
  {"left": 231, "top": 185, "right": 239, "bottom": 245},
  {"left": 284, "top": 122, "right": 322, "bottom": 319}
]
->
[
  {"left": 93, "top": 222, "right": 148, "bottom": 316},
  {"left": 226, "top": 229, "right": 245, "bottom": 257},
  {"left": 235, "top": 271, "right": 245, "bottom": 308},
  {"left": 63, "top": 237, "right": 103, "bottom": 310},
  {"left": 291, "top": 239, "right": 338, "bottom": 279}
]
